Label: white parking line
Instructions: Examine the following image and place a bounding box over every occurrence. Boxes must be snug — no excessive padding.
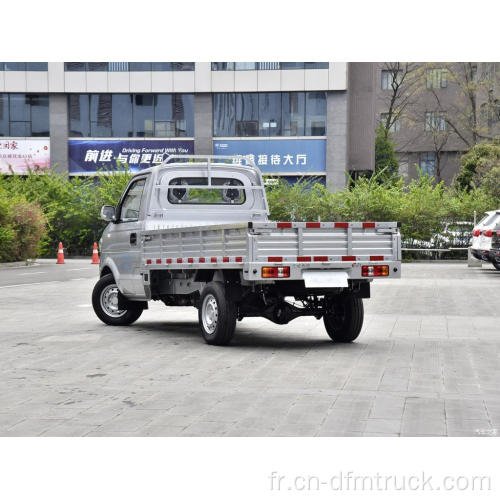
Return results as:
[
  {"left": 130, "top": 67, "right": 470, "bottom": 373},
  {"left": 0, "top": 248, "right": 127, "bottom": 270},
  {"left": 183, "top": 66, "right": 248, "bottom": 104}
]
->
[
  {"left": 67, "top": 267, "right": 92, "bottom": 271},
  {"left": 71, "top": 278, "right": 85, "bottom": 281},
  {"left": 0, "top": 281, "right": 61, "bottom": 289},
  {"left": 19, "top": 271, "right": 47, "bottom": 276}
]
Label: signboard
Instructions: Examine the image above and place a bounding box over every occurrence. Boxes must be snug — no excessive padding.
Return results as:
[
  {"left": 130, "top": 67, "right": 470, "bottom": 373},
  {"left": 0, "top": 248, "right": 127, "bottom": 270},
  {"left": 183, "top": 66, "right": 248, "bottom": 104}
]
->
[
  {"left": 68, "top": 139, "right": 195, "bottom": 174},
  {"left": 0, "top": 139, "right": 50, "bottom": 174},
  {"left": 213, "top": 138, "right": 326, "bottom": 174}
]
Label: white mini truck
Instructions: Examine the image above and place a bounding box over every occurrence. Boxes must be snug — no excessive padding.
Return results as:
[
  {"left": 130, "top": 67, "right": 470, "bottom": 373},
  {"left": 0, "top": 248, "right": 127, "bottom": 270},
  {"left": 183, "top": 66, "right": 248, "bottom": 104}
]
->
[{"left": 93, "top": 155, "right": 402, "bottom": 345}]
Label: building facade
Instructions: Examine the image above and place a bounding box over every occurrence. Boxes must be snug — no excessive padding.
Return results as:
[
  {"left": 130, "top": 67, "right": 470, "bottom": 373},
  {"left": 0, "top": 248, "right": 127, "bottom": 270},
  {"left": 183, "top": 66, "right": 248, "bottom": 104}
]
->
[
  {"left": 0, "top": 62, "right": 374, "bottom": 190},
  {"left": 374, "top": 62, "right": 500, "bottom": 184}
]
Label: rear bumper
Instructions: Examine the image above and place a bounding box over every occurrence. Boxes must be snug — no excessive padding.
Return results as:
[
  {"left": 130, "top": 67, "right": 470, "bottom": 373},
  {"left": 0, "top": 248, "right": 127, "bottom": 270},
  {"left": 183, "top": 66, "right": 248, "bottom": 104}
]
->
[
  {"left": 470, "top": 247, "right": 491, "bottom": 261},
  {"left": 488, "top": 249, "right": 500, "bottom": 263}
]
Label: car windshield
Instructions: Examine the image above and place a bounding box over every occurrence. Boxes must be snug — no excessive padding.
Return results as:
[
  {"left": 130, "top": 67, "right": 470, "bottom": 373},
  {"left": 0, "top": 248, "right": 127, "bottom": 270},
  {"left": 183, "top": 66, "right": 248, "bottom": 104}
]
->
[{"left": 167, "top": 177, "right": 246, "bottom": 205}]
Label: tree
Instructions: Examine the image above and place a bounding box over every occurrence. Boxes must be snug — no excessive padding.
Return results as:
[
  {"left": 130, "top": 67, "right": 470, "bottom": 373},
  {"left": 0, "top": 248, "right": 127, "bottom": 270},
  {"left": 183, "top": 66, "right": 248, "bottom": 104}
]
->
[
  {"left": 428, "top": 63, "right": 500, "bottom": 148},
  {"left": 375, "top": 125, "right": 399, "bottom": 182},
  {"left": 379, "top": 62, "right": 423, "bottom": 140},
  {"left": 456, "top": 141, "right": 500, "bottom": 190}
]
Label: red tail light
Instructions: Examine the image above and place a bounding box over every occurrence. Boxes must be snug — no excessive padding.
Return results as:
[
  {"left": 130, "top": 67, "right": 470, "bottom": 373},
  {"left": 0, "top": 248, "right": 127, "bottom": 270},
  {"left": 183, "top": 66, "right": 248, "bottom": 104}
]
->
[
  {"left": 484, "top": 229, "right": 493, "bottom": 237},
  {"left": 362, "top": 265, "right": 389, "bottom": 277},
  {"left": 473, "top": 229, "right": 480, "bottom": 237},
  {"left": 262, "top": 266, "right": 290, "bottom": 279}
]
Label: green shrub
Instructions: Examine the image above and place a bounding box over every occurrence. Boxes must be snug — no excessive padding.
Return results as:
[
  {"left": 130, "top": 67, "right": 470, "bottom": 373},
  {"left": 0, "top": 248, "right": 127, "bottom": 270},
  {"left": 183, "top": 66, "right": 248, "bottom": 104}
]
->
[
  {"left": 0, "top": 166, "right": 132, "bottom": 257},
  {"left": 0, "top": 188, "right": 46, "bottom": 262}
]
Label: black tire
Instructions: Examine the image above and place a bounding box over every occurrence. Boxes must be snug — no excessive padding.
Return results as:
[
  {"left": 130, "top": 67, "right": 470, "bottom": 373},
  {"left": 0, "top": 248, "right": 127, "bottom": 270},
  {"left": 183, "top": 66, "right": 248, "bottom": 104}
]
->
[
  {"left": 92, "top": 274, "right": 143, "bottom": 326},
  {"left": 323, "top": 293, "right": 364, "bottom": 343},
  {"left": 198, "top": 282, "right": 237, "bottom": 345},
  {"left": 492, "top": 260, "right": 500, "bottom": 271}
]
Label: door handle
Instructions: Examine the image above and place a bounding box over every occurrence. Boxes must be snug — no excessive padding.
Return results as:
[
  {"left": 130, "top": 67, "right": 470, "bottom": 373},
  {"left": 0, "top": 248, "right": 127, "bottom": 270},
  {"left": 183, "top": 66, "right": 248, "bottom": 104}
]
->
[{"left": 130, "top": 233, "right": 137, "bottom": 245}]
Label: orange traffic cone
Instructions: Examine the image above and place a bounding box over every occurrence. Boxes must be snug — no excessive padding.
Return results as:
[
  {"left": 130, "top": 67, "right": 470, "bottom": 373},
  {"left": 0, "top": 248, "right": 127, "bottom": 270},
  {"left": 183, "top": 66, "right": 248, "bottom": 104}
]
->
[
  {"left": 56, "top": 242, "right": 65, "bottom": 264},
  {"left": 91, "top": 242, "right": 100, "bottom": 264}
]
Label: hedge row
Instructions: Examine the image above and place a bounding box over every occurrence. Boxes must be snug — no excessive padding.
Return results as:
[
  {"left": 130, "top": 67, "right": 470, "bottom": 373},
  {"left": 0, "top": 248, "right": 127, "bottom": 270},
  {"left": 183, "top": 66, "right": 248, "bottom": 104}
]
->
[{"left": 0, "top": 167, "right": 498, "bottom": 262}]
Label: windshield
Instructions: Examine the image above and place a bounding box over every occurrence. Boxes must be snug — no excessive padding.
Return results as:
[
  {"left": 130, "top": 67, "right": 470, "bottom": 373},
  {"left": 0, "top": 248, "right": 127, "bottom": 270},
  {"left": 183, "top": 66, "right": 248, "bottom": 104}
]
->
[{"left": 167, "top": 177, "right": 246, "bottom": 205}]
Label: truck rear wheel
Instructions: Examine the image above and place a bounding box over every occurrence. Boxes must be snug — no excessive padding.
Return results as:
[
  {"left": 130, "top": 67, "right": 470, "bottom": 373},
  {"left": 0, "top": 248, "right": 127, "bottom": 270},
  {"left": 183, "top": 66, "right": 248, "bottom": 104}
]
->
[
  {"left": 492, "top": 260, "right": 500, "bottom": 271},
  {"left": 199, "top": 282, "right": 237, "bottom": 345},
  {"left": 92, "top": 274, "right": 143, "bottom": 326},
  {"left": 323, "top": 293, "right": 364, "bottom": 343}
]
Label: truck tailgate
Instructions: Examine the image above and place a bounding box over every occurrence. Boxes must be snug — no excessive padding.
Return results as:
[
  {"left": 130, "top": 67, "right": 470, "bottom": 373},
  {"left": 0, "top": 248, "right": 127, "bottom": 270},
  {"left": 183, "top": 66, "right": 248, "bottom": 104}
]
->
[{"left": 249, "top": 221, "right": 400, "bottom": 263}]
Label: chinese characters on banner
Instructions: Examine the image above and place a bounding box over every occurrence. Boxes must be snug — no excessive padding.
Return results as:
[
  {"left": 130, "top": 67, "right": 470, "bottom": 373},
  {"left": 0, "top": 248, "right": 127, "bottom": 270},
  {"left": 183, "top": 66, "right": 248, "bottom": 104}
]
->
[
  {"left": 0, "top": 139, "right": 50, "bottom": 174},
  {"left": 213, "top": 139, "right": 326, "bottom": 174},
  {"left": 68, "top": 139, "right": 195, "bottom": 174}
]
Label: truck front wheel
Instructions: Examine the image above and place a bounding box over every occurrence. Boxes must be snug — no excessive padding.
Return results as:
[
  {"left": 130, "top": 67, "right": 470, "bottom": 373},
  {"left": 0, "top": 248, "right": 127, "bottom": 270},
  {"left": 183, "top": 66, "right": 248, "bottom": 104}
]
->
[
  {"left": 199, "top": 282, "right": 237, "bottom": 345},
  {"left": 92, "top": 274, "right": 143, "bottom": 326},
  {"left": 323, "top": 293, "right": 364, "bottom": 343}
]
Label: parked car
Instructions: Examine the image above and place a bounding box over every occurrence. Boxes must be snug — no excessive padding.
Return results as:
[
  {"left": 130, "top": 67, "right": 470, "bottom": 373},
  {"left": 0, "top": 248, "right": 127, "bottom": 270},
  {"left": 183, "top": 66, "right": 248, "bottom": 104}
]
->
[
  {"left": 92, "top": 155, "right": 402, "bottom": 346},
  {"left": 433, "top": 221, "right": 473, "bottom": 248},
  {"left": 470, "top": 210, "right": 500, "bottom": 263},
  {"left": 487, "top": 225, "right": 500, "bottom": 270}
]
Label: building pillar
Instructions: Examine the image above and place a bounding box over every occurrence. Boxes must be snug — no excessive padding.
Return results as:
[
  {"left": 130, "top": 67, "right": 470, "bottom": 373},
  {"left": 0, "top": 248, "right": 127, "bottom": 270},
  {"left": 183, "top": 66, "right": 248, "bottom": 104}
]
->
[
  {"left": 347, "top": 62, "right": 376, "bottom": 175},
  {"left": 326, "top": 90, "right": 349, "bottom": 191},
  {"left": 49, "top": 94, "right": 69, "bottom": 174},
  {"left": 194, "top": 93, "right": 212, "bottom": 155}
]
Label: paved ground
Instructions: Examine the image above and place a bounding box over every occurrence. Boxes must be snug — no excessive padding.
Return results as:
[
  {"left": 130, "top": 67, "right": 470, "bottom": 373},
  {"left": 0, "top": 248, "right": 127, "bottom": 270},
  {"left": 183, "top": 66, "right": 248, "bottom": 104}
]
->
[{"left": 1, "top": 259, "right": 499, "bottom": 437}]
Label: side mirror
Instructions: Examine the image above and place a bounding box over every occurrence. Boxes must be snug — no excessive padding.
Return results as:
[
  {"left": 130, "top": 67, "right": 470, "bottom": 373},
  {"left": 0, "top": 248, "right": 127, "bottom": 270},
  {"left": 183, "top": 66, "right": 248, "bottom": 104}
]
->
[{"left": 101, "top": 205, "right": 116, "bottom": 222}]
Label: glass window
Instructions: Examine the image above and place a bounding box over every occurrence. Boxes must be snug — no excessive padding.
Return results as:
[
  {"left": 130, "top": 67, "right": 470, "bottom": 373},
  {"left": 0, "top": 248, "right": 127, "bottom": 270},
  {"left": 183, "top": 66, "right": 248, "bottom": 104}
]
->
[
  {"left": 280, "top": 62, "right": 304, "bottom": 70},
  {"left": 258, "top": 93, "right": 281, "bottom": 136},
  {"left": 26, "top": 62, "right": 48, "bottom": 71},
  {"left": 120, "top": 178, "right": 146, "bottom": 221},
  {"left": 427, "top": 68, "right": 447, "bottom": 88},
  {"left": 304, "top": 62, "right": 329, "bottom": 69},
  {"left": 234, "top": 62, "right": 257, "bottom": 71},
  {"left": 87, "top": 62, "right": 108, "bottom": 71},
  {"left": 419, "top": 152, "right": 436, "bottom": 176},
  {"left": 108, "top": 62, "right": 129, "bottom": 72},
  {"left": 4, "top": 62, "right": 26, "bottom": 71},
  {"left": 213, "top": 92, "right": 326, "bottom": 137},
  {"left": 133, "top": 94, "right": 154, "bottom": 137},
  {"left": 0, "top": 93, "right": 49, "bottom": 136},
  {"left": 65, "top": 62, "right": 86, "bottom": 71},
  {"left": 151, "top": 62, "right": 172, "bottom": 71},
  {"left": 0, "top": 94, "right": 8, "bottom": 136},
  {"left": 282, "top": 92, "right": 305, "bottom": 136},
  {"left": 258, "top": 62, "right": 280, "bottom": 70},
  {"left": 154, "top": 94, "right": 174, "bottom": 137},
  {"left": 69, "top": 94, "right": 90, "bottom": 136},
  {"left": 9, "top": 94, "right": 30, "bottom": 122},
  {"left": 112, "top": 94, "right": 133, "bottom": 137},
  {"left": 171, "top": 62, "right": 194, "bottom": 71},
  {"left": 211, "top": 62, "right": 235, "bottom": 71},
  {"left": 129, "top": 62, "right": 151, "bottom": 71},
  {"left": 90, "top": 94, "right": 112, "bottom": 136},
  {"left": 69, "top": 93, "right": 193, "bottom": 137},
  {"left": 380, "top": 112, "right": 400, "bottom": 133},
  {"left": 213, "top": 93, "right": 235, "bottom": 136},
  {"left": 174, "top": 94, "right": 194, "bottom": 136},
  {"left": 167, "top": 177, "right": 245, "bottom": 205},
  {"left": 305, "top": 91, "right": 326, "bottom": 135},
  {"left": 29, "top": 95, "right": 49, "bottom": 136},
  {"left": 235, "top": 93, "right": 259, "bottom": 136},
  {"left": 381, "top": 69, "right": 402, "bottom": 90},
  {"left": 425, "top": 111, "right": 446, "bottom": 131}
]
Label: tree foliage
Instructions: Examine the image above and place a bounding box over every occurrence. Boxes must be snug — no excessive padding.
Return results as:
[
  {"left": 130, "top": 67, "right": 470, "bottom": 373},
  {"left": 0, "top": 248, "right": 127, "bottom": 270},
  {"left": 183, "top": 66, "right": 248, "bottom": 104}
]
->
[{"left": 374, "top": 125, "right": 399, "bottom": 182}]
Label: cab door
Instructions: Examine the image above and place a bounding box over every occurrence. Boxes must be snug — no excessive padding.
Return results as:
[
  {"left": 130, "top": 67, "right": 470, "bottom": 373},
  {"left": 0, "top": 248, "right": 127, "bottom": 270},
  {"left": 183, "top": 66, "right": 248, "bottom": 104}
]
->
[{"left": 106, "top": 175, "right": 149, "bottom": 297}]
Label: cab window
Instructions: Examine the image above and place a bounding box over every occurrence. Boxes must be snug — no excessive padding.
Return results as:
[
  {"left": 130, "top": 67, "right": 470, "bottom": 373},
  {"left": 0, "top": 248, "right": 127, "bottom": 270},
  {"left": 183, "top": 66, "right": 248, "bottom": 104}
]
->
[{"left": 120, "top": 178, "right": 146, "bottom": 221}]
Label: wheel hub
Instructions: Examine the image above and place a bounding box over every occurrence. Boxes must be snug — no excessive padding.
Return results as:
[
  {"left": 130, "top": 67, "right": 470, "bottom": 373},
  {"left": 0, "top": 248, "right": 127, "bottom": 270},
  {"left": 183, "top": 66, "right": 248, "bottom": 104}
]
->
[
  {"left": 202, "top": 294, "right": 218, "bottom": 334},
  {"left": 100, "top": 284, "right": 126, "bottom": 318}
]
